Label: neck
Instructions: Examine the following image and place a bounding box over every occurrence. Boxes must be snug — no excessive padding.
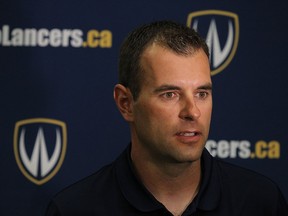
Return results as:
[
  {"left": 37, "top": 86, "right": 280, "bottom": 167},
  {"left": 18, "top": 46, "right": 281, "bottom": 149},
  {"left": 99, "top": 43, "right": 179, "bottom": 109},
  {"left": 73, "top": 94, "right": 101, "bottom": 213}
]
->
[{"left": 131, "top": 146, "right": 202, "bottom": 215}]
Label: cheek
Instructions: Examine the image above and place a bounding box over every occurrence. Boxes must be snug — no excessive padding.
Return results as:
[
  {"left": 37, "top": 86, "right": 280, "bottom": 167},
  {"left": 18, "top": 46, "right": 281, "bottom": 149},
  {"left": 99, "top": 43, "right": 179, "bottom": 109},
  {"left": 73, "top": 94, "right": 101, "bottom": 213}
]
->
[
  {"left": 201, "top": 106, "right": 212, "bottom": 126},
  {"left": 133, "top": 103, "right": 153, "bottom": 126},
  {"left": 199, "top": 100, "right": 212, "bottom": 115},
  {"left": 134, "top": 102, "right": 175, "bottom": 127},
  {"left": 150, "top": 104, "right": 177, "bottom": 122}
]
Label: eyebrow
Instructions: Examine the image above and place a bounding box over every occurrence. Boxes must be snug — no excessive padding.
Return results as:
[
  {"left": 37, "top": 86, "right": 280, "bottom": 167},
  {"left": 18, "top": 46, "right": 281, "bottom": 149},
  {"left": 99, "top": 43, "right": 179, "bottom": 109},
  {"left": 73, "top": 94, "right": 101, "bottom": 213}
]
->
[
  {"left": 153, "top": 83, "right": 213, "bottom": 93},
  {"left": 153, "top": 85, "right": 181, "bottom": 93},
  {"left": 198, "top": 83, "right": 213, "bottom": 91}
]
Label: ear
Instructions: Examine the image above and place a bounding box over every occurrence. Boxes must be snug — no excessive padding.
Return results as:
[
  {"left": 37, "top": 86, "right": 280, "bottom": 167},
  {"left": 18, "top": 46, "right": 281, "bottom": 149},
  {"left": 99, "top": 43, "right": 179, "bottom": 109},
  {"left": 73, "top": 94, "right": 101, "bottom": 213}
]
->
[{"left": 113, "top": 84, "right": 134, "bottom": 122}]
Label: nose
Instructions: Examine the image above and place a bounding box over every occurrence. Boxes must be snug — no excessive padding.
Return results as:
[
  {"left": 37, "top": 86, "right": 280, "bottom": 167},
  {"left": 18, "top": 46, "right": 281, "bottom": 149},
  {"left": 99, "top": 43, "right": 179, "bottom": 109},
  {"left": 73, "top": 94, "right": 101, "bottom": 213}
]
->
[{"left": 179, "top": 96, "right": 201, "bottom": 121}]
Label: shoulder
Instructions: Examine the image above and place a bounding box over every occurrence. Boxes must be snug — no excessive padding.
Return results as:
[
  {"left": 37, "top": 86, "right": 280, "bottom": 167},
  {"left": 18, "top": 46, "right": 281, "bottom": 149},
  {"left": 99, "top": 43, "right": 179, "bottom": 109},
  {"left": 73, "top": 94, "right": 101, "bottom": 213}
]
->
[
  {"left": 201, "top": 155, "right": 288, "bottom": 215},
  {"left": 213, "top": 158, "right": 288, "bottom": 214},
  {"left": 215, "top": 158, "right": 276, "bottom": 186},
  {"left": 213, "top": 158, "right": 283, "bottom": 200},
  {"left": 202, "top": 149, "right": 279, "bottom": 191},
  {"left": 45, "top": 148, "right": 133, "bottom": 215},
  {"left": 45, "top": 162, "right": 121, "bottom": 215},
  {"left": 52, "top": 163, "right": 115, "bottom": 205}
]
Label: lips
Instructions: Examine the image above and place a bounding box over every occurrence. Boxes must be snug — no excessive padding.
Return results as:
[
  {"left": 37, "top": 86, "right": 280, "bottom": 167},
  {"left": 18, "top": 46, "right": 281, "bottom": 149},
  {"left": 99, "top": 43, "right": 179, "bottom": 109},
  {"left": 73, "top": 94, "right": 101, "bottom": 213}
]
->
[
  {"left": 176, "top": 131, "right": 200, "bottom": 137},
  {"left": 177, "top": 132, "right": 196, "bottom": 136},
  {"left": 175, "top": 130, "right": 202, "bottom": 144}
]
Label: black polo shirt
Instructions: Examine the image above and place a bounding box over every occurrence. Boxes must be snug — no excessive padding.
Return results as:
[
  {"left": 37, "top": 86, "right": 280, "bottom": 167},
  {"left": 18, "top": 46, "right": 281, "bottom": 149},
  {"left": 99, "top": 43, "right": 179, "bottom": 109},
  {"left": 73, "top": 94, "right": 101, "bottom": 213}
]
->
[{"left": 46, "top": 145, "right": 288, "bottom": 216}]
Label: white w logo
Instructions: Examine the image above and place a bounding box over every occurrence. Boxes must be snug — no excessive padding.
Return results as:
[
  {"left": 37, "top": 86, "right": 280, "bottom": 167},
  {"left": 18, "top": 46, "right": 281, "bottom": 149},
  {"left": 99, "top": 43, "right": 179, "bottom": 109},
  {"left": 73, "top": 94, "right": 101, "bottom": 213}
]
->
[
  {"left": 187, "top": 10, "right": 239, "bottom": 75},
  {"left": 14, "top": 118, "right": 67, "bottom": 185},
  {"left": 19, "top": 128, "right": 61, "bottom": 177},
  {"left": 193, "top": 19, "right": 234, "bottom": 69}
]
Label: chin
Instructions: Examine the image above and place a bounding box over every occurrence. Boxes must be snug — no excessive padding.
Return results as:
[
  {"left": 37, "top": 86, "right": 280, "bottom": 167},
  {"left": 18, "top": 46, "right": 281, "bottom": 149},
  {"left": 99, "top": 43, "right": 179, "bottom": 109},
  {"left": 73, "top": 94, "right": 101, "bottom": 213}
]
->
[{"left": 173, "top": 152, "right": 202, "bottom": 164}]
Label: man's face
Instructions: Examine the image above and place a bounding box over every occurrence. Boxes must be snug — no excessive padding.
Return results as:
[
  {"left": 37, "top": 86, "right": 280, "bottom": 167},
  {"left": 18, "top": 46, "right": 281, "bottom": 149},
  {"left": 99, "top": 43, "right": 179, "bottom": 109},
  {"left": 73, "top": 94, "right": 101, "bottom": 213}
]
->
[{"left": 130, "top": 44, "right": 212, "bottom": 164}]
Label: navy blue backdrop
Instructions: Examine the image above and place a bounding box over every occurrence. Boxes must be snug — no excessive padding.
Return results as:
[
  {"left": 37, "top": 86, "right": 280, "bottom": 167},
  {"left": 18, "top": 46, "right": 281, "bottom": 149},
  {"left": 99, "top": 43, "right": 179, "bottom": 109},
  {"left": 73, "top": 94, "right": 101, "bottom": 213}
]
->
[{"left": 0, "top": 1, "right": 287, "bottom": 215}]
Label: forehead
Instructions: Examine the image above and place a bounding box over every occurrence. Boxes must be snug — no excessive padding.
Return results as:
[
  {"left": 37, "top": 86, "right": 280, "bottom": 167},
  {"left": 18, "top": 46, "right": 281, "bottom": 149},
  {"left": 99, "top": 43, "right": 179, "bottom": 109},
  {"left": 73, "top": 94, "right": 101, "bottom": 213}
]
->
[{"left": 140, "top": 44, "right": 211, "bottom": 88}]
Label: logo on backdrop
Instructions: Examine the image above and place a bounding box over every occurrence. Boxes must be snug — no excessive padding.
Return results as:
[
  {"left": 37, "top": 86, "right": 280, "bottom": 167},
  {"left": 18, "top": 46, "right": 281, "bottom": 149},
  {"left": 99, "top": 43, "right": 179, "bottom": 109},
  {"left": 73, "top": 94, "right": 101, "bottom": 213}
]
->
[
  {"left": 206, "top": 139, "right": 281, "bottom": 159},
  {"left": 14, "top": 118, "right": 67, "bottom": 185},
  {"left": 187, "top": 10, "right": 239, "bottom": 75},
  {"left": 0, "top": 25, "right": 112, "bottom": 48}
]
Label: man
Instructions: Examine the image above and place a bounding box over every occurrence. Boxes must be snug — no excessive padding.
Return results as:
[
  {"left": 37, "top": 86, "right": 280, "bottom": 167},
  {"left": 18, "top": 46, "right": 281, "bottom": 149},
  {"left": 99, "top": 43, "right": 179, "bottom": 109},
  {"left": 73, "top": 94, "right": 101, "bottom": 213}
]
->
[{"left": 46, "top": 21, "right": 288, "bottom": 215}]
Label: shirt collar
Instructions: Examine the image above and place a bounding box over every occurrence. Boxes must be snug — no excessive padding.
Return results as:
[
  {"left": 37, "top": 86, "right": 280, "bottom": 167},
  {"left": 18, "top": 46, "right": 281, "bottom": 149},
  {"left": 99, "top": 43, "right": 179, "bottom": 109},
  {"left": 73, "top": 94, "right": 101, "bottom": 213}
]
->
[
  {"left": 115, "top": 145, "right": 221, "bottom": 213},
  {"left": 196, "top": 148, "right": 221, "bottom": 211},
  {"left": 115, "top": 145, "right": 163, "bottom": 212}
]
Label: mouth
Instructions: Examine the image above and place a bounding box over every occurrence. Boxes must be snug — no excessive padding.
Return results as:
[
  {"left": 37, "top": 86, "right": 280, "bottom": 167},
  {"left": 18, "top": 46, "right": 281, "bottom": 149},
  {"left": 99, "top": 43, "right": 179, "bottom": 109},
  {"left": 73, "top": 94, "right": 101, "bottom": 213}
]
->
[
  {"left": 175, "top": 130, "right": 202, "bottom": 144},
  {"left": 176, "top": 131, "right": 201, "bottom": 137}
]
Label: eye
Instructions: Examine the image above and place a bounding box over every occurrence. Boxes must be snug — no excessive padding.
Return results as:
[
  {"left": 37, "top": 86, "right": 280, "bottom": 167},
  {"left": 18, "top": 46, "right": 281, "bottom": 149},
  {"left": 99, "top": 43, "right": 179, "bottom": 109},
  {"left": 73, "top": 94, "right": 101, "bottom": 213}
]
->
[
  {"left": 196, "top": 91, "right": 209, "bottom": 100},
  {"left": 161, "top": 92, "right": 178, "bottom": 99}
]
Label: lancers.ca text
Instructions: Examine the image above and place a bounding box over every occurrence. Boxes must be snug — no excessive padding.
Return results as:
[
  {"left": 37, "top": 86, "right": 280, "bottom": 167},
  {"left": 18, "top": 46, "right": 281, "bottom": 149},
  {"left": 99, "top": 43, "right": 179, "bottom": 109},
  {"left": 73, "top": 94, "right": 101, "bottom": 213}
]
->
[
  {"left": 206, "top": 140, "right": 281, "bottom": 159},
  {"left": 0, "top": 25, "right": 112, "bottom": 48}
]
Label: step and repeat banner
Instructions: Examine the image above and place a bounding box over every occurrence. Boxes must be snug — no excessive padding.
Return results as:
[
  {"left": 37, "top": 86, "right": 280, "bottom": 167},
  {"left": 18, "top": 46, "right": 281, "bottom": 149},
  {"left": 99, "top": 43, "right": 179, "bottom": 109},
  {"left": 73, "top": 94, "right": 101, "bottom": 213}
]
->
[{"left": 1, "top": 1, "right": 287, "bottom": 215}]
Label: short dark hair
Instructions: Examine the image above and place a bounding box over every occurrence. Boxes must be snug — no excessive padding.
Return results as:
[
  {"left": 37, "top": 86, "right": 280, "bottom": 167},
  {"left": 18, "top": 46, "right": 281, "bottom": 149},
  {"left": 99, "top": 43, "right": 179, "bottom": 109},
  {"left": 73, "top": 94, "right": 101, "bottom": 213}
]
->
[{"left": 118, "top": 20, "right": 209, "bottom": 100}]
